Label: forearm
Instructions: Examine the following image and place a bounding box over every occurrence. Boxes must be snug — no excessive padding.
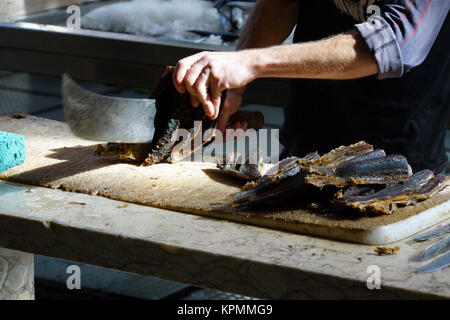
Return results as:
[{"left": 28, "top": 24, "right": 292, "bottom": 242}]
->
[
  {"left": 237, "top": 0, "right": 298, "bottom": 50},
  {"left": 247, "top": 30, "right": 379, "bottom": 80}
]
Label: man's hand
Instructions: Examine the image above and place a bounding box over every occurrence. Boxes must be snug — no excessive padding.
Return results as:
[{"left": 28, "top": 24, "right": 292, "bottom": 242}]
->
[
  {"left": 217, "top": 87, "right": 246, "bottom": 135},
  {"left": 172, "top": 51, "right": 257, "bottom": 121}
]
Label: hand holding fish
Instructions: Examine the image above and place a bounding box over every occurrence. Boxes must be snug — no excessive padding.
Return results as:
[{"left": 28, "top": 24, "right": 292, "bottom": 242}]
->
[{"left": 172, "top": 50, "right": 257, "bottom": 121}]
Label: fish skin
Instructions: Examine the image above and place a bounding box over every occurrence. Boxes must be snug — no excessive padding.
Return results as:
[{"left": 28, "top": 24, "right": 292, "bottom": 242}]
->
[
  {"left": 306, "top": 154, "right": 412, "bottom": 187},
  {"left": 227, "top": 141, "right": 448, "bottom": 213},
  {"left": 233, "top": 169, "right": 308, "bottom": 208},
  {"left": 230, "top": 160, "right": 303, "bottom": 204},
  {"left": 227, "top": 153, "right": 320, "bottom": 207},
  {"left": 335, "top": 154, "right": 410, "bottom": 181},
  {"left": 217, "top": 149, "right": 269, "bottom": 181},
  {"left": 145, "top": 66, "right": 208, "bottom": 164},
  {"left": 97, "top": 66, "right": 218, "bottom": 165},
  {"left": 303, "top": 142, "right": 412, "bottom": 188},
  {"left": 311, "top": 141, "right": 374, "bottom": 168},
  {"left": 334, "top": 170, "right": 450, "bottom": 214}
]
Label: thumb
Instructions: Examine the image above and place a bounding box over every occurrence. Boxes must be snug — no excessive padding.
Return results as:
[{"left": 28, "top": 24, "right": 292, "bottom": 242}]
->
[{"left": 217, "top": 88, "right": 244, "bottom": 136}]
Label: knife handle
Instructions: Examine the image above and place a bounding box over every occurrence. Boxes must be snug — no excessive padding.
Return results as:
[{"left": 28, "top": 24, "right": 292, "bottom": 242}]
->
[{"left": 228, "top": 110, "right": 265, "bottom": 130}]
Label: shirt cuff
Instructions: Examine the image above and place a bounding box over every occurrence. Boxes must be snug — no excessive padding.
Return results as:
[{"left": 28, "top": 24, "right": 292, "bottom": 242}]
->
[{"left": 355, "top": 18, "right": 404, "bottom": 80}]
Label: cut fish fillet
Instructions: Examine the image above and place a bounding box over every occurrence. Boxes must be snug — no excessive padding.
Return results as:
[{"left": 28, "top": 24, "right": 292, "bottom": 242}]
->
[
  {"left": 305, "top": 141, "right": 412, "bottom": 187},
  {"left": 334, "top": 170, "right": 450, "bottom": 214},
  {"left": 225, "top": 141, "right": 447, "bottom": 214},
  {"left": 228, "top": 153, "right": 319, "bottom": 207}
]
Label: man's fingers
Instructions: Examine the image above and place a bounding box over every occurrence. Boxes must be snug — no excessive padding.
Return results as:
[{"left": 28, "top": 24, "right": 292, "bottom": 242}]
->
[
  {"left": 192, "top": 67, "right": 222, "bottom": 120},
  {"left": 216, "top": 94, "right": 234, "bottom": 135},
  {"left": 217, "top": 113, "right": 230, "bottom": 135},
  {"left": 172, "top": 64, "right": 184, "bottom": 93},
  {"left": 209, "top": 75, "right": 222, "bottom": 120},
  {"left": 212, "top": 99, "right": 221, "bottom": 120},
  {"left": 190, "top": 94, "right": 200, "bottom": 108},
  {"left": 193, "top": 67, "right": 216, "bottom": 118},
  {"left": 186, "top": 59, "right": 208, "bottom": 95},
  {"left": 193, "top": 67, "right": 211, "bottom": 112},
  {"left": 173, "top": 62, "right": 188, "bottom": 94},
  {"left": 232, "top": 121, "right": 241, "bottom": 130},
  {"left": 216, "top": 88, "right": 244, "bottom": 138},
  {"left": 173, "top": 52, "right": 206, "bottom": 94}
]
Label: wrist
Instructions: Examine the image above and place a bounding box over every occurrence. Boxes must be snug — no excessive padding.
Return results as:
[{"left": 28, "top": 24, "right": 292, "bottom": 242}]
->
[
  {"left": 235, "top": 49, "right": 263, "bottom": 81},
  {"left": 243, "top": 47, "right": 273, "bottom": 80}
]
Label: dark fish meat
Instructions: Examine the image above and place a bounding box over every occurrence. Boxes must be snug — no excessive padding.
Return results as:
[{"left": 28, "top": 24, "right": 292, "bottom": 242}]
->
[
  {"left": 228, "top": 153, "right": 319, "bottom": 207},
  {"left": 304, "top": 141, "right": 412, "bottom": 187},
  {"left": 223, "top": 141, "right": 448, "bottom": 213},
  {"left": 95, "top": 66, "right": 264, "bottom": 165},
  {"left": 334, "top": 170, "right": 450, "bottom": 214},
  {"left": 95, "top": 66, "right": 218, "bottom": 164}
]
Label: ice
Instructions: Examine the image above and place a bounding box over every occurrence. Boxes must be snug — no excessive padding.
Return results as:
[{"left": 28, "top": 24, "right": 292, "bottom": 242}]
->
[{"left": 82, "top": 0, "right": 228, "bottom": 44}]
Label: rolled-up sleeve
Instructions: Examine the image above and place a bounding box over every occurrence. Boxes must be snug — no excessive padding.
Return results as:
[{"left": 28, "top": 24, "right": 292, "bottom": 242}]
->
[{"left": 355, "top": 0, "right": 449, "bottom": 80}]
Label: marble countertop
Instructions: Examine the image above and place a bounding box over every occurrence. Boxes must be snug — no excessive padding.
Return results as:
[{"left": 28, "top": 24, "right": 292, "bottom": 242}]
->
[{"left": 0, "top": 180, "right": 448, "bottom": 299}]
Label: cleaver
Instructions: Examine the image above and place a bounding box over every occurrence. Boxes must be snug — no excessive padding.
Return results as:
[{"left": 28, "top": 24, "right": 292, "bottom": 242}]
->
[{"left": 62, "top": 74, "right": 264, "bottom": 144}]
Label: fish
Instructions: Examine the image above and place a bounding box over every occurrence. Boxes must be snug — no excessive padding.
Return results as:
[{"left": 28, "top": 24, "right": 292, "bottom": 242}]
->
[
  {"left": 217, "top": 149, "right": 272, "bottom": 181},
  {"left": 223, "top": 141, "right": 448, "bottom": 213},
  {"left": 95, "top": 66, "right": 264, "bottom": 165},
  {"left": 94, "top": 66, "right": 212, "bottom": 164},
  {"left": 334, "top": 170, "right": 450, "bottom": 214},
  {"left": 227, "top": 153, "right": 319, "bottom": 207},
  {"left": 304, "top": 142, "right": 412, "bottom": 188}
]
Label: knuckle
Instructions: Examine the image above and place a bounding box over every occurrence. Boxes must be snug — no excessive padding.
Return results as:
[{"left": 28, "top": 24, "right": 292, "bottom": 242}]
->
[
  {"left": 176, "top": 60, "right": 185, "bottom": 69},
  {"left": 186, "top": 77, "right": 196, "bottom": 87},
  {"left": 199, "top": 55, "right": 209, "bottom": 63},
  {"left": 210, "top": 71, "right": 220, "bottom": 82},
  {"left": 202, "top": 67, "right": 211, "bottom": 76},
  {"left": 194, "top": 86, "right": 203, "bottom": 97},
  {"left": 192, "top": 83, "right": 204, "bottom": 98}
]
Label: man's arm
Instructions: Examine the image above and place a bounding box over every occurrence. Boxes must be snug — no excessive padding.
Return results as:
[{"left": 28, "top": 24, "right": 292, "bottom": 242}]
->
[
  {"left": 246, "top": 30, "right": 378, "bottom": 80},
  {"left": 356, "top": 0, "right": 449, "bottom": 79},
  {"left": 174, "top": 0, "right": 299, "bottom": 132},
  {"left": 174, "top": 0, "right": 449, "bottom": 122},
  {"left": 174, "top": 30, "right": 378, "bottom": 120}
]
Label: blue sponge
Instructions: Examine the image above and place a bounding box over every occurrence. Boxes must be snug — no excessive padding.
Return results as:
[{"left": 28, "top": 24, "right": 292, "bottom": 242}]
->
[{"left": 0, "top": 132, "right": 25, "bottom": 173}]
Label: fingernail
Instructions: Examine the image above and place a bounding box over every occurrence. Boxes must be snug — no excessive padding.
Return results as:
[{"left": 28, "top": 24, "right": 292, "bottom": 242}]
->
[{"left": 207, "top": 102, "right": 214, "bottom": 118}]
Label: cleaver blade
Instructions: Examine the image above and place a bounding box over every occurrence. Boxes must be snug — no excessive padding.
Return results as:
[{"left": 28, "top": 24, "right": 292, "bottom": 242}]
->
[{"left": 62, "top": 73, "right": 156, "bottom": 143}]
